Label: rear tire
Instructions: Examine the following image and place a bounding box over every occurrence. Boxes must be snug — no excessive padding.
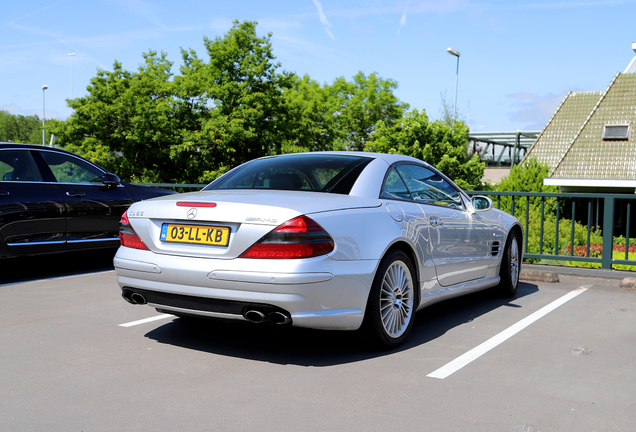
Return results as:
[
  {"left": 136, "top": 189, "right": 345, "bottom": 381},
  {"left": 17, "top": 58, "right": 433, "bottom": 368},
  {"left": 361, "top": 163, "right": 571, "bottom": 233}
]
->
[
  {"left": 362, "top": 250, "right": 416, "bottom": 349},
  {"left": 497, "top": 230, "right": 521, "bottom": 297}
]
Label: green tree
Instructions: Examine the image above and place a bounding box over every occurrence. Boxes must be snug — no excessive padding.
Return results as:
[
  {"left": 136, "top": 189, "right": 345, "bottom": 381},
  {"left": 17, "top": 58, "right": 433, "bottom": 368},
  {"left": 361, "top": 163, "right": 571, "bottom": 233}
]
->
[
  {"left": 281, "top": 72, "right": 408, "bottom": 154},
  {"left": 366, "top": 109, "right": 484, "bottom": 189},
  {"left": 177, "top": 20, "right": 296, "bottom": 182},
  {"left": 48, "top": 51, "right": 181, "bottom": 182},
  {"left": 281, "top": 74, "right": 338, "bottom": 154},
  {"left": 49, "top": 20, "right": 294, "bottom": 183},
  {"left": 438, "top": 90, "right": 465, "bottom": 127},
  {"left": 0, "top": 111, "right": 48, "bottom": 144},
  {"left": 327, "top": 72, "right": 409, "bottom": 151}
]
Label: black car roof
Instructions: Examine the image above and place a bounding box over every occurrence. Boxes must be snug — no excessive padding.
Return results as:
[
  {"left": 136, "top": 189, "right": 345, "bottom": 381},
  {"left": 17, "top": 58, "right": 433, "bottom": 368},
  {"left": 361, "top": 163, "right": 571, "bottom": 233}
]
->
[
  {"left": 0, "top": 142, "right": 109, "bottom": 173},
  {"left": 0, "top": 142, "right": 74, "bottom": 154}
]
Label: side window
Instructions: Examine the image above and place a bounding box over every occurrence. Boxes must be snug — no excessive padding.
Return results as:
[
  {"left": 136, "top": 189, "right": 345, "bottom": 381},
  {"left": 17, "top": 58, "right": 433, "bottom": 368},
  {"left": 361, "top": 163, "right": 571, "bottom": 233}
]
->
[
  {"left": 395, "top": 164, "right": 463, "bottom": 209},
  {"left": 380, "top": 168, "right": 412, "bottom": 201},
  {"left": 0, "top": 150, "right": 43, "bottom": 182},
  {"left": 40, "top": 151, "right": 104, "bottom": 184}
]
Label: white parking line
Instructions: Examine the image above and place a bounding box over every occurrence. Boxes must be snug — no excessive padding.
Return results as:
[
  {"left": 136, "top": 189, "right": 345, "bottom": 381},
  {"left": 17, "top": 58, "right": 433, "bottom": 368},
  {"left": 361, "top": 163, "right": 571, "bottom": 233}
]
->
[
  {"left": 119, "top": 314, "right": 174, "bottom": 328},
  {"left": 427, "top": 286, "right": 589, "bottom": 380}
]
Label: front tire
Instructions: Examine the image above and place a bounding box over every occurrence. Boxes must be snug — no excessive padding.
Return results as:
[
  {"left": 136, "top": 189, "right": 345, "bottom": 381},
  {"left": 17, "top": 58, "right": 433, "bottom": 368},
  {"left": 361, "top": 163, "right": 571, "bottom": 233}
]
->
[
  {"left": 497, "top": 230, "right": 521, "bottom": 297},
  {"left": 362, "top": 250, "right": 416, "bottom": 349}
]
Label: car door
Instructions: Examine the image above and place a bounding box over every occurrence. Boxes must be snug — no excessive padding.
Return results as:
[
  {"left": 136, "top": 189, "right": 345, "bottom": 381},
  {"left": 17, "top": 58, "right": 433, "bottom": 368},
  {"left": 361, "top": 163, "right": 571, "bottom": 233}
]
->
[
  {"left": 0, "top": 149, "right": 66, "bottom": 256},
  {"left": 393, "top": 164, "right": 492, "bottom": 287},
  {"left": 34, "top": 149, "right": 135, "bottom": 250}
]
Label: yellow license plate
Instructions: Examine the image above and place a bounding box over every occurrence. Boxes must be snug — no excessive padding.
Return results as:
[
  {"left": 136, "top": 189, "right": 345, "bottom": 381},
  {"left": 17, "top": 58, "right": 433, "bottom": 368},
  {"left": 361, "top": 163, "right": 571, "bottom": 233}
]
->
[{"left": 160, "top": 223, "right": 230, "bottom": 246}]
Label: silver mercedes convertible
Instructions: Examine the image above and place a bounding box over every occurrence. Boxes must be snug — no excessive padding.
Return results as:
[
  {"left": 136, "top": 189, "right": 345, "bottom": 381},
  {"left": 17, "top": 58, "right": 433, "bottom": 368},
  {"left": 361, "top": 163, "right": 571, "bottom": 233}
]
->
[{"left": 115, "top": 152, "right": 522, "bottom": 348}]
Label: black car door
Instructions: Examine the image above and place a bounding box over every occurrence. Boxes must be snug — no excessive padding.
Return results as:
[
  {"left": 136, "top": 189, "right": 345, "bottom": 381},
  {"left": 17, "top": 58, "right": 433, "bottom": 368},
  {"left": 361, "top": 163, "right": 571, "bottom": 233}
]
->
[
  {"left": 34, "top": 149, "right": 135, "bottom": 251},
  {"left": 0, "top": 149, "right": 66, "bottom": 256}
]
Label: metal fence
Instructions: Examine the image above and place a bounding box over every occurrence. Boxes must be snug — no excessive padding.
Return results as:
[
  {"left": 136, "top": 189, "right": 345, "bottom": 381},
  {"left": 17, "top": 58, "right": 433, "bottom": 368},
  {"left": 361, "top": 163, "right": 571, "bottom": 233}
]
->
[
  {"left": 466, "top": 191, "right": 636, "bottom": 270},
  {"left": 139, "top": 183, "right": 636, "bottom": 271}
]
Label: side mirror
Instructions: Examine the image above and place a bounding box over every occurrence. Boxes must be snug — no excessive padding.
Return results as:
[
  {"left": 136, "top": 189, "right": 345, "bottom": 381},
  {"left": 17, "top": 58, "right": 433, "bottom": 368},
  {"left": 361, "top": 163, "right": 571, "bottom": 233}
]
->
[
  {"left": 472, "top": 195, "right": 493, "bottom": 211},
  {"left": 101, "top": 173, "right": 121, "bottom": 187}
]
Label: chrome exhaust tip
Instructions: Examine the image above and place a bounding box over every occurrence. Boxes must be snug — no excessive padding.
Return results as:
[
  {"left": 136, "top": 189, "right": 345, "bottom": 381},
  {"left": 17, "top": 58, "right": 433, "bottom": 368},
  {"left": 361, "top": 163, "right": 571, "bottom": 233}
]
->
[
  {"left": 122, "top": 290, "right": 147, "bottom": 305},
  {"left": 244, "top": 310, "right": 266, "bottom": 323},
  {"left": 130, "top": 293, "right": 147, "bottom": 305},
  {"left": 269, "top": 311, "right": 291, "bottom": 325},
  {"left": 122, "top": 290, "right": 136, "bottom": 304}
]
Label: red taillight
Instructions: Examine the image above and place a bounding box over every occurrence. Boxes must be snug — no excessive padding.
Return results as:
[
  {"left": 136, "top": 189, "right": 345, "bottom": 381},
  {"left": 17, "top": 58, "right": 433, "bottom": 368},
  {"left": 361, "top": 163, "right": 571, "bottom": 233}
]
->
[
  {"left": 239, "top": 215, "right": 334, "bottom": 259},
  {"left": 119, "top": 211, "right": 149, "bottom": 250}
]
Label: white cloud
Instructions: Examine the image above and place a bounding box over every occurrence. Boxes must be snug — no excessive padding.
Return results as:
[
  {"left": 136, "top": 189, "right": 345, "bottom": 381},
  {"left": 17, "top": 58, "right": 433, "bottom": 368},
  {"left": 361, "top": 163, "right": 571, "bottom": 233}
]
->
[
  {"left": 311, "top": 0, "right": 336, "bottom": 40},
  {"left": 397, "top": 1, "right": 410, "bottom": 35}
]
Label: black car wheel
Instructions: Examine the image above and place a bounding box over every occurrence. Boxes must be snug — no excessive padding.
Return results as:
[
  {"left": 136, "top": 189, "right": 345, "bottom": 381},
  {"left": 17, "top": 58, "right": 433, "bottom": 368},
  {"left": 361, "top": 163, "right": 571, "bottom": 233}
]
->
[{"left": 497, "top": 230, "right": 521, "bottom": 297}]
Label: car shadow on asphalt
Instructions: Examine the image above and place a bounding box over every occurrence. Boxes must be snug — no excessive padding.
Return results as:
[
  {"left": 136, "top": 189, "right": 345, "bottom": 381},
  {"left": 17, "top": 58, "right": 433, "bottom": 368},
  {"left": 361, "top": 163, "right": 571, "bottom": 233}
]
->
[
  {"left": 0, "top": 248, "right": 117, "bottom": 285},
  {"left": 143, "top": 282, "right": 539, "bottom": 366}
]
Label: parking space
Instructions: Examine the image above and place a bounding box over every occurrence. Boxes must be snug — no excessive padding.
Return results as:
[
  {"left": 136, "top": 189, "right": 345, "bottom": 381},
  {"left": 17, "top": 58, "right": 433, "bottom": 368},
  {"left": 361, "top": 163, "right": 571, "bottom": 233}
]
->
[{"left": 1, "top": 264, "right": 635, "bottom": 431}]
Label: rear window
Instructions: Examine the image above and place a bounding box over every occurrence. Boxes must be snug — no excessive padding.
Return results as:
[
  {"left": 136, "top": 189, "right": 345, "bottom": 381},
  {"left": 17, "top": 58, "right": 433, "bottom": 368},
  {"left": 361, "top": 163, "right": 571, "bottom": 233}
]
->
[{"left": 204, "top": 154, "right": 373, "bottom": 194}]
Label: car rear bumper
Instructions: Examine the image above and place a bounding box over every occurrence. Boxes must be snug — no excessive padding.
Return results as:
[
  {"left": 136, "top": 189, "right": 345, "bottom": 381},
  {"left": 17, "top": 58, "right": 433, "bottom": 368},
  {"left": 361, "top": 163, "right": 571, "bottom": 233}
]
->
[{"left": 114, "top": 247, "right": 378, "bottom": 330}]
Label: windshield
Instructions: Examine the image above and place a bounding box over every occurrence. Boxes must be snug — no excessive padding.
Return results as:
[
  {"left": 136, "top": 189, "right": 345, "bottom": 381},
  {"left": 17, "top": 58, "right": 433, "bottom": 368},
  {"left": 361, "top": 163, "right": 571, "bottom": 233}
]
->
[{"left": 204, "top": 154, "right": 373, "bottom": 195}]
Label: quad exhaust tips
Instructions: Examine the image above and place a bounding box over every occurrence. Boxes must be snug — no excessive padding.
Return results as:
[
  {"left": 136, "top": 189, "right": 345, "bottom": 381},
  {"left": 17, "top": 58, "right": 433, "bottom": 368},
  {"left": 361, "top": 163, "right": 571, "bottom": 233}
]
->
[
  {"left": 121, "top": 289, "right": 290, "bottom": 325},
  {"left": 243, "top": 309, "right": 291, "bottom": 325}
]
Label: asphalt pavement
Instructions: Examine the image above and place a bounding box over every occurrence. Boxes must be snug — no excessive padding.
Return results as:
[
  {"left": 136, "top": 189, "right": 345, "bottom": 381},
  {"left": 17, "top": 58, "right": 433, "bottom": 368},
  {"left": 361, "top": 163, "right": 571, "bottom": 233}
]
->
[{"left": 1, "top": 255, "right": 635, "bottom": 431}]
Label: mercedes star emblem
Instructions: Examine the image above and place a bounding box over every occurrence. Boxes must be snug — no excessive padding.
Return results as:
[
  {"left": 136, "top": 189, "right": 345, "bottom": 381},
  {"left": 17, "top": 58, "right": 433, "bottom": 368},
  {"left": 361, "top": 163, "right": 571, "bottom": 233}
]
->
[{"left": 187, "top": 208, "right": 198, "bottom": 219}]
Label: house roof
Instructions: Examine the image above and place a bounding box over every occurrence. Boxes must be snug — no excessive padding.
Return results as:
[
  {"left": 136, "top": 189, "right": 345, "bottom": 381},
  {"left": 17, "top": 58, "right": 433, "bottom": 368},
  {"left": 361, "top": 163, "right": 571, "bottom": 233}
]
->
[
  {"left": 551, "top": 73, "right": 636, "bottom": 180},
  {"left": 522, "top": 90, "right": 603, "bottom": 170},
  {"left": 523, "top": 71, "right": 636, "bottom": 185}
]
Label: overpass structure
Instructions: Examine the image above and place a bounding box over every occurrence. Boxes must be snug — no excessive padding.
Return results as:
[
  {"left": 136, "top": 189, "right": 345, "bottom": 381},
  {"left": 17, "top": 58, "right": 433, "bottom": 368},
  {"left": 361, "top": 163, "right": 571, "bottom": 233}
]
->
[{"left": 469, "top": 131, "right": 540, "bottom": 167}]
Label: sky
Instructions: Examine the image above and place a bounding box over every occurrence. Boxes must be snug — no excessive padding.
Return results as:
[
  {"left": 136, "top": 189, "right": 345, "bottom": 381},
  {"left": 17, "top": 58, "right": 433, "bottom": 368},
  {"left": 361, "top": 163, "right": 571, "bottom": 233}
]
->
[{"left": 2, "top": 0, "right": 636, "bottom": 133}]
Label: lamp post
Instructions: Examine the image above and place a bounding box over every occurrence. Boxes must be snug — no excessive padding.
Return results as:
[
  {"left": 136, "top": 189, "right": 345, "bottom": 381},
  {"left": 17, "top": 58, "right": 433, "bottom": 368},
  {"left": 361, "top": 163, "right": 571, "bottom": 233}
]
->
[
  {"left": 42, "top": 85, "right": 48, "bottom": 145},
  {"left": 68, "top": 53, "right": 75, "bottom": 114},
  {"left": 446, "top": 47, "right": 460, "bottom": 124}
]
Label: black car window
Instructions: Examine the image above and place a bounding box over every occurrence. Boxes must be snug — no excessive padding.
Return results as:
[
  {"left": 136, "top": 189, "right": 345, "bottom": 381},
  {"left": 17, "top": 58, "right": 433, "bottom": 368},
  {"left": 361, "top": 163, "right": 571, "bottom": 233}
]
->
[
  {"left": 395, "top": 164, "right": 463, "bottom": 209},
  {"left": 380, "top": 168, "right": 412, "bottom": 201},
  {"left": 40, "top": 151, "right": 104, "bottom": 184},
  {"left": 205, "top": 154, "right": 373, "bottom": 194},
  {"left": 0, "top": 150, "right": 44, "bottom": 182}
]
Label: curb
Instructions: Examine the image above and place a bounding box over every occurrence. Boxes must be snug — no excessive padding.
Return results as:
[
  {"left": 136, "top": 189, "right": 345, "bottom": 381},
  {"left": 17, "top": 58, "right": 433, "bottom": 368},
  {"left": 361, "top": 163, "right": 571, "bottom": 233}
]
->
[
  {"left": 520, "top": 269, "right": 559, "bottom": 283},
  {"left": 519, "top": 264, "right": 636, "bottom": 290},
  {"left": 620, "top": 277, "right": 636, "bottom": 291}
]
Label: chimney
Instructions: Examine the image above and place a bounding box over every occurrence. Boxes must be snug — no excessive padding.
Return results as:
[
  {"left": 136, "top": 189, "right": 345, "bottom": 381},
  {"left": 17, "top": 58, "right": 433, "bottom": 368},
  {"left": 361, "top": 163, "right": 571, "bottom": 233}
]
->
[{"left": 624, "top": 42, "right": 636, "bottom": 73}]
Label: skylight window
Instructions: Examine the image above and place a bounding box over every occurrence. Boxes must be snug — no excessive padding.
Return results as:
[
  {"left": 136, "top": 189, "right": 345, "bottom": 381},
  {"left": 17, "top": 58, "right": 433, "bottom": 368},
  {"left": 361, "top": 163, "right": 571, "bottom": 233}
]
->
[{"left": 602, "top": 124, "right": 631, "bottom": 140}]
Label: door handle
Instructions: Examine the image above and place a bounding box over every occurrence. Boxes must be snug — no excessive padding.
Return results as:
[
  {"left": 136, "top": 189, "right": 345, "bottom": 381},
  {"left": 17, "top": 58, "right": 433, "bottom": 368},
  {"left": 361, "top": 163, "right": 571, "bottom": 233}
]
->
[
  {"left": 66, "top": 191, "right": 86, "bottom": 198},
  {"left": 0, "top": 190, "right": 9, "bottom": 197},
  {"left": 430, "top": 217, "right": 443, "bottom": 227}
]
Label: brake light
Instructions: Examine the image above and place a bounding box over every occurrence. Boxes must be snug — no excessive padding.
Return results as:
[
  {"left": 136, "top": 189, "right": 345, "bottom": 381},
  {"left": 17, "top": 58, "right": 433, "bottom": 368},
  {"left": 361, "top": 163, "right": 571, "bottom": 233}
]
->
[
  {"left": 119, "top": 211, "right": 149, "bottom": 250},
  {"left": 176, "top": 202, "right": 217, "bottom": 207},
  {"left": 239, "top": 215, "right": 334, "bottom": 259}
]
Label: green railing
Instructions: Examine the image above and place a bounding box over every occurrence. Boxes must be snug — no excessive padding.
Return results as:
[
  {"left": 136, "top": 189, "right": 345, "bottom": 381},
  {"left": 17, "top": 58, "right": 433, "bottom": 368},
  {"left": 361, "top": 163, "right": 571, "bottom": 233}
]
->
[
  {"left": 138, "top": 183, "right": 636, "bottom": 271},
  {"left": 466, "top": 191, "right": 636, "bottom": 270}
]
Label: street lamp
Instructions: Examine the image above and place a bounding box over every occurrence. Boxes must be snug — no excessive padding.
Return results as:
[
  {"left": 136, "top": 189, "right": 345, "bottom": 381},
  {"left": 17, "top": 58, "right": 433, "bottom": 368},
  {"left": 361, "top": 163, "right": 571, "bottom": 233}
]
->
[
  {"left": 42, "top": 85, "right": 48, "bottom": 145},
  {"left": 446, "top": 47, "right": 460, "bottom": 124},
  {"left": 68, "top": 53, "right": 75, "bottom": 114}
]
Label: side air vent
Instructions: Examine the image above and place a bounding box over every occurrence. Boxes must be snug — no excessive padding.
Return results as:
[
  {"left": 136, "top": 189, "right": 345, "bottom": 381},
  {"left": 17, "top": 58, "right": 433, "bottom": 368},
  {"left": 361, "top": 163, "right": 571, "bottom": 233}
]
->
[{"left": 491, "top": 241, "right": 502, "bottom": 257}]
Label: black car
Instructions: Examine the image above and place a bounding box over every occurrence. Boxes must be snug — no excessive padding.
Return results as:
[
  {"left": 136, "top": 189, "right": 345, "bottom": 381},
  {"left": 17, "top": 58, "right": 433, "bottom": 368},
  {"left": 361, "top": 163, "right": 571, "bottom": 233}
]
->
[{"left": 0, "top": 143, "right": 175, "bottom": 258}]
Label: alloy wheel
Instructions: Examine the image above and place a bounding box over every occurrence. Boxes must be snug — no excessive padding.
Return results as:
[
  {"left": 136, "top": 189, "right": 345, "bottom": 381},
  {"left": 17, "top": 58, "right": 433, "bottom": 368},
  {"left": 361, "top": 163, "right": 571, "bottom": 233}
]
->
[{"left": 380, "top": 260, "right": 414, "bottom": 338}]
